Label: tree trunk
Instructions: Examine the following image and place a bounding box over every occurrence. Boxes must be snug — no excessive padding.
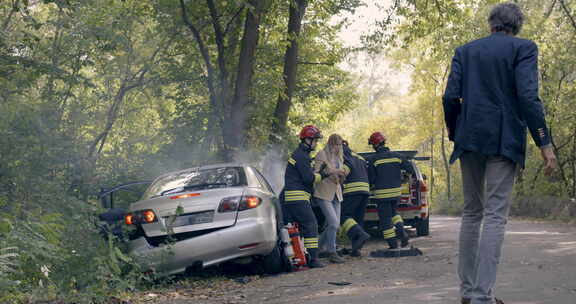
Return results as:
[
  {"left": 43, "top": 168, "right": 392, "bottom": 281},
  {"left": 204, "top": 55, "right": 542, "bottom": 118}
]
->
[
  {"left": 223, "top": 0, "right": 264, "bottom": 159},
  {"left": 88, "top": 84, "right": 129, "bottom": 159},
  {"left": 430, "top": 134, "right": 434, "bottom": 205},
  {"left": 1, "top": 0, "right": 20, "bottom": 31},
  {"left": 271, "top": 0, "right": 308, "bottom": 142},
  {"left": 560, "top": 0, "right": 576, "bottom": 33},
  {"left": 550, "top": 127, "right": 570, "bottom": 190},
  {"left": 430, "top": 100, "right": 435, "bottom": 205},
  {"left": 87, "top": 39, "right": 166, "bottom": 159},
  {"left": 206, "top": 0, "right": 234, "bottom": 122},
  {"left": 180, "top": 0, "right": 224, "bottom": 154},
  {"left": 572, "top": 125, "right": 576, "bottom": 197},
  {"left": 516, "top": 168, "right": 525, "bottom": 197}
]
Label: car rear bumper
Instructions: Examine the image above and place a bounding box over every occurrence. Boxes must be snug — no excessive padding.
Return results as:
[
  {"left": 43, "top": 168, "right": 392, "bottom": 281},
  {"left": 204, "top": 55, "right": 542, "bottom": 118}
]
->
[
  {"left": 364, "top": 206, "right": 427, "bottom": 224},
  {"left": 128, "top": 216, "right": 277, "bottom": 275}
]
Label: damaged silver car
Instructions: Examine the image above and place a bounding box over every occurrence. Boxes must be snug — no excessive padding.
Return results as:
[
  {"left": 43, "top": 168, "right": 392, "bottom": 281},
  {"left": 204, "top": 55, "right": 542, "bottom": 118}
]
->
[{"left": 124, "top": 163, "right": 286, "bottom": 275}]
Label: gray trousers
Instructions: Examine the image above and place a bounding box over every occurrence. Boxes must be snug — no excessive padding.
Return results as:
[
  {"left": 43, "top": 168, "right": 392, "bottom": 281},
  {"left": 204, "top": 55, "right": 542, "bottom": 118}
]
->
[
  {"left": 317, "top": 198, "right": 341, "bottom": 253},
  {"left": 458, "top": 152, "right": 516, "bottom": 304}
]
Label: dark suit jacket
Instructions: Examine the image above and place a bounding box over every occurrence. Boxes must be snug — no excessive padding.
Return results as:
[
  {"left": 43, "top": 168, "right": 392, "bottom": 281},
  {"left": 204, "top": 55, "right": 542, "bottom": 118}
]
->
[{"left": 443, "top": 32, "right": 551, "bottom": 167}]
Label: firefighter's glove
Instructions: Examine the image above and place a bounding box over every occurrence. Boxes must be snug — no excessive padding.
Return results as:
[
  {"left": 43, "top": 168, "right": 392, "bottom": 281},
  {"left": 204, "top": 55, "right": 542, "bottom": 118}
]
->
[{"left": 319, "top": 163, "right": 330, "bottom": 179}]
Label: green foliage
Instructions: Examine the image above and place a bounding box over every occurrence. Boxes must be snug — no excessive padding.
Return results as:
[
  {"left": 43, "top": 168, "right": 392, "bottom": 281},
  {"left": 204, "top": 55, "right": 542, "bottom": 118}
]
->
[
  {"left": 0, "top": 0, "right": 572, "bottom": 302},
  {"left": 0, "top": 0, "right": 362, "bottom": 302},
  {"left": 360, "top": 0, "right": 576, "bottom": 216},
  {"left": 0, "top": 247, "right": 19, "bottom": 284}
]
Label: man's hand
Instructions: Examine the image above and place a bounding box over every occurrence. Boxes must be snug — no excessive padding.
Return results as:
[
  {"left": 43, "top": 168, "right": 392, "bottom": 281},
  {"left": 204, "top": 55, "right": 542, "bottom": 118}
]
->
[
  {"left": 540, "top": 145, "right": 557, "bottom": 176},
  {"left": 327, "top": 168, "right": 344, "bottom": 183},
  {"left": 335, "top": 169, "right": 346, "bottom": 184},
  {"left": 328, "top": 173, "right": 339, "bottom": 184},
  {"left": 319, "top": 165, "right": 337, "bottom": 180}
]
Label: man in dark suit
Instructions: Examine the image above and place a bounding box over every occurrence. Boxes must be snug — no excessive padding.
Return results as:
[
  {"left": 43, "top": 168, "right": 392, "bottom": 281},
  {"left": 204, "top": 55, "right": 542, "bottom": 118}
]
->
[{"left": 443, "top": 3, "right": 557, "bottom": 304}]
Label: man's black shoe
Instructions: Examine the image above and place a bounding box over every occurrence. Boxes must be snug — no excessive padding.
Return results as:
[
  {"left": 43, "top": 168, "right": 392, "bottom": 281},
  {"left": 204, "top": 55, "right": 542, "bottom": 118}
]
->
[
  {"left": 386, "top": 237, "right": 399, "bottom": 250},
  {"left": 338, "top": 248, "right": 351, "bottom": 255},
  {"left": 401, "top": 237, "right": 410, "bottom": 248},
  {"left": 308, "top": 259, "right": 325, "bottom": 268},
  {"left": 350, "top": 226, "right": 370, "bottom": 252}
]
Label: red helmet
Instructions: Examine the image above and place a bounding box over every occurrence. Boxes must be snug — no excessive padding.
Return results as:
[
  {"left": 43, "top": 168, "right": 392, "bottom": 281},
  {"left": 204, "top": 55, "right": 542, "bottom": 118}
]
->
[
  {"left": 368, "top": 132, "right": 386, "bottom": 146},
  {"left": 299, "top": 125, "right": 323, "bottom": 140}
]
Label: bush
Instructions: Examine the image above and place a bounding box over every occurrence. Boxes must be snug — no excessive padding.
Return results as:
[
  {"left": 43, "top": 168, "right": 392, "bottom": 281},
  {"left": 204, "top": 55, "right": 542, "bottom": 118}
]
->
[
  {"left": 0, "top": 191, "right": 157, "bottom": 304},
  {"left": 511, "top": 196, "right": 576, "bottom": 222}
]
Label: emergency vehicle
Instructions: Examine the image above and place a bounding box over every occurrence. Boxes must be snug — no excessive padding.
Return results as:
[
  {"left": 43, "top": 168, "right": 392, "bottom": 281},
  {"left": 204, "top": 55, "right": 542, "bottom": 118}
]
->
[{"left": 360, "top": 151, "right": 431, "bottom": 237}]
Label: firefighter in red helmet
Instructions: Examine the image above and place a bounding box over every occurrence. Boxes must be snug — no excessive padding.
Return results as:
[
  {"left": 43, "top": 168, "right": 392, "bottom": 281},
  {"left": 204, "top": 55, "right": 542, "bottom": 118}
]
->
[
  {"left": 366, "top": 132, "right": 414, "bottom": 250},
  {"left": 282, "top": 125, "right": 334, "bottom": 268}
]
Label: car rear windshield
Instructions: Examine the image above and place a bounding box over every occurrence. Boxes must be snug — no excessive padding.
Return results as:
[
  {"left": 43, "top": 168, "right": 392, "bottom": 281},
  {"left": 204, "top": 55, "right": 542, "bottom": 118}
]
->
[{"left": 142, "top": 167, "right": 247, "bottom": 200}]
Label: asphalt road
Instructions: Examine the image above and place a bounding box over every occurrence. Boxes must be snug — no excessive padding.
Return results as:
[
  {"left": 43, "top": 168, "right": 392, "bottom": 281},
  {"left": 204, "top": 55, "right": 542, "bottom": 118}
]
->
[{"left": 155, "top": 216, "right": 576, "bottom": 304}]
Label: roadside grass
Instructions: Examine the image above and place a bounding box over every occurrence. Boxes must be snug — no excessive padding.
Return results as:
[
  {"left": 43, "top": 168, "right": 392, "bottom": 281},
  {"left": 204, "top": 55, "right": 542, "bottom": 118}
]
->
[{"left": 432, "top": 194, "right": 576, "bottom": 225}]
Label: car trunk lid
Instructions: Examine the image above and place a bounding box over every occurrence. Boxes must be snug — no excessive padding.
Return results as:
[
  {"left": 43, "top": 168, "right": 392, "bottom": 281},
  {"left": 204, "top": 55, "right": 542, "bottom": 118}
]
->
[{"left": 130, "top": 188, "right": 244, "bottom": 237}]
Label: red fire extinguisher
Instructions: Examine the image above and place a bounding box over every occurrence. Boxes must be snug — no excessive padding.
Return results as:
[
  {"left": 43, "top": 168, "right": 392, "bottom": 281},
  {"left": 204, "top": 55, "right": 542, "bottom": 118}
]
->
[{"left": 284, "top": 223, "right": 308, "bottom": 270}]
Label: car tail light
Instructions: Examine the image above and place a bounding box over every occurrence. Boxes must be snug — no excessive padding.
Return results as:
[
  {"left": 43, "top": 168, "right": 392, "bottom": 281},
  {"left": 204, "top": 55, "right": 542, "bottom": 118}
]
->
[
  {"left": 142, "top": 210, "right": 156, "bottom": 223},
  {"left": 239, "top": 196, "right": 262, "bottom": 211},
  {"left": 218, "top": 196, "right": 240, "bottom": 213},
  {"left": 170, "top": 193, "right": 201, "bottom": 200},
  {"left": 125, "top": 213, "right": 134, "bottom": 225},
  {"left": 124, "top": 210, "right": 157, "bottom": 225},
  {"left": 218, "top": 196, "right": 262, "bottom": 213}
]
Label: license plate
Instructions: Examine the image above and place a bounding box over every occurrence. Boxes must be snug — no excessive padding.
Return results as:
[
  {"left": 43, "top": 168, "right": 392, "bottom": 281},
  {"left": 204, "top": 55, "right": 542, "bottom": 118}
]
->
[
  {"left": 364, "top": 211, "right": 379, "bottom": 222},
  {"left": 168, "top": 211, "right": 214, "bottom": 227}
]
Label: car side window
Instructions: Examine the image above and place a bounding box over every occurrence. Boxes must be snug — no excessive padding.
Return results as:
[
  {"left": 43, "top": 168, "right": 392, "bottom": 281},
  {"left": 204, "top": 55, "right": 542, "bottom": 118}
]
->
[
  {"left": 243, "top": 167, "right": 261, "bottom": 188},
  {"left": 252, "top": 167, "right": 275, "bottom": 195}
]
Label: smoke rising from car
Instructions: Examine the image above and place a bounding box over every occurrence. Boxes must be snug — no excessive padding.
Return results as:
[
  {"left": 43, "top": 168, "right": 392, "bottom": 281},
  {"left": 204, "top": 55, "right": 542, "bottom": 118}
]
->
[
  {"left": 230, "top": 146, "right": 286, "bottom": 195},
  {"left": 258, "top": 147, "right": 286, "bottom": 195}
]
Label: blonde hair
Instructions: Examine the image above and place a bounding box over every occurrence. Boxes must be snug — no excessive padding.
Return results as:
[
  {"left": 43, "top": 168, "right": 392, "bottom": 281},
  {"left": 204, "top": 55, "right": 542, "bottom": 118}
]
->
[{"left": 325, "top": 134, "right": 343, "bottom": 163}]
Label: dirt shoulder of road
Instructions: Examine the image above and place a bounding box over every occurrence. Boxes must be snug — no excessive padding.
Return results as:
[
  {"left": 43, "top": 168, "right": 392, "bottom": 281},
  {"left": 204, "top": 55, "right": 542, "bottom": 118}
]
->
[{"left": 139, "top": 216, "right": 576, "bottom": 304}]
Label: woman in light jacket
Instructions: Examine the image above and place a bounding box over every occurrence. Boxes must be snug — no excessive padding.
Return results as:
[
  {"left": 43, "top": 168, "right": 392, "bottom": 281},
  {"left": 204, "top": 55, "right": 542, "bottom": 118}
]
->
[{"left": 314, "top": 134, "right": 347, "bottom": 263}]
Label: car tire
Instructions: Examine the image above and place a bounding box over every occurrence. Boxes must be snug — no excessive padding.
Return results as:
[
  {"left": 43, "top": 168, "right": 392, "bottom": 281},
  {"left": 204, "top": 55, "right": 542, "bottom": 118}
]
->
[
  {"left": 262, "top": 241, "right": 288, "bottom": 274},
  {"left": 416, "top": 216, "right": 430, "bottom": 236}
]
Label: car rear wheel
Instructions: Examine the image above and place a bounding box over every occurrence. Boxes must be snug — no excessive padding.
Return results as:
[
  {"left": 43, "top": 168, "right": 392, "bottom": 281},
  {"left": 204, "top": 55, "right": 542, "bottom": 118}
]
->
[
  {"left": 262, "top": 241, "right": 288, "bottom": 274},
  {"left": 416, "top": 216, "right": 430, "bottom": 236}
]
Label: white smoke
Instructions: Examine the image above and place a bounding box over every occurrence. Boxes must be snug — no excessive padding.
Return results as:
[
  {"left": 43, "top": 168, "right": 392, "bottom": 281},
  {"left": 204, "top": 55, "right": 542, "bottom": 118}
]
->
[
  {"left": 259, "top": 146, "right": 286, "bottom": 195},
  {"left": 231, "top": 145, "right": 286, "bottom": 196}
]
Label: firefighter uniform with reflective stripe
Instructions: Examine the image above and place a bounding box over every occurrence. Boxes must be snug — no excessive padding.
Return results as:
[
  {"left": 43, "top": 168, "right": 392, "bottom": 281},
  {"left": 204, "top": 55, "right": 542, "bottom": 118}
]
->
[
  {"left": 339, "top": 145, "right": 371, "bottom": 255},
  {"left": 282, "top": 143, "right": 322, "bottom": 262},
  {"left": 367, "top": 146, "right": 414, "bottom": 248},
  {"left": 342, "top": 147, "right": 370, "bottom": 225}
]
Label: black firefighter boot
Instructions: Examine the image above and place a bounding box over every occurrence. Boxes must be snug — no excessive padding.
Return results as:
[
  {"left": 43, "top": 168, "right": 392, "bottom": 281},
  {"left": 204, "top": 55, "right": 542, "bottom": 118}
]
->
[
  {"left": 386, "top": 237, "right": 399, "bottom": 250},
  {"left": 307, "top": 248, "right": 325, "bottom": 268},
  {"left": 348, "top": 224, "right": 370, "bottom": 257},
  {"left": 395, "top": 222, "right": 410, "bottom": 248}
]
